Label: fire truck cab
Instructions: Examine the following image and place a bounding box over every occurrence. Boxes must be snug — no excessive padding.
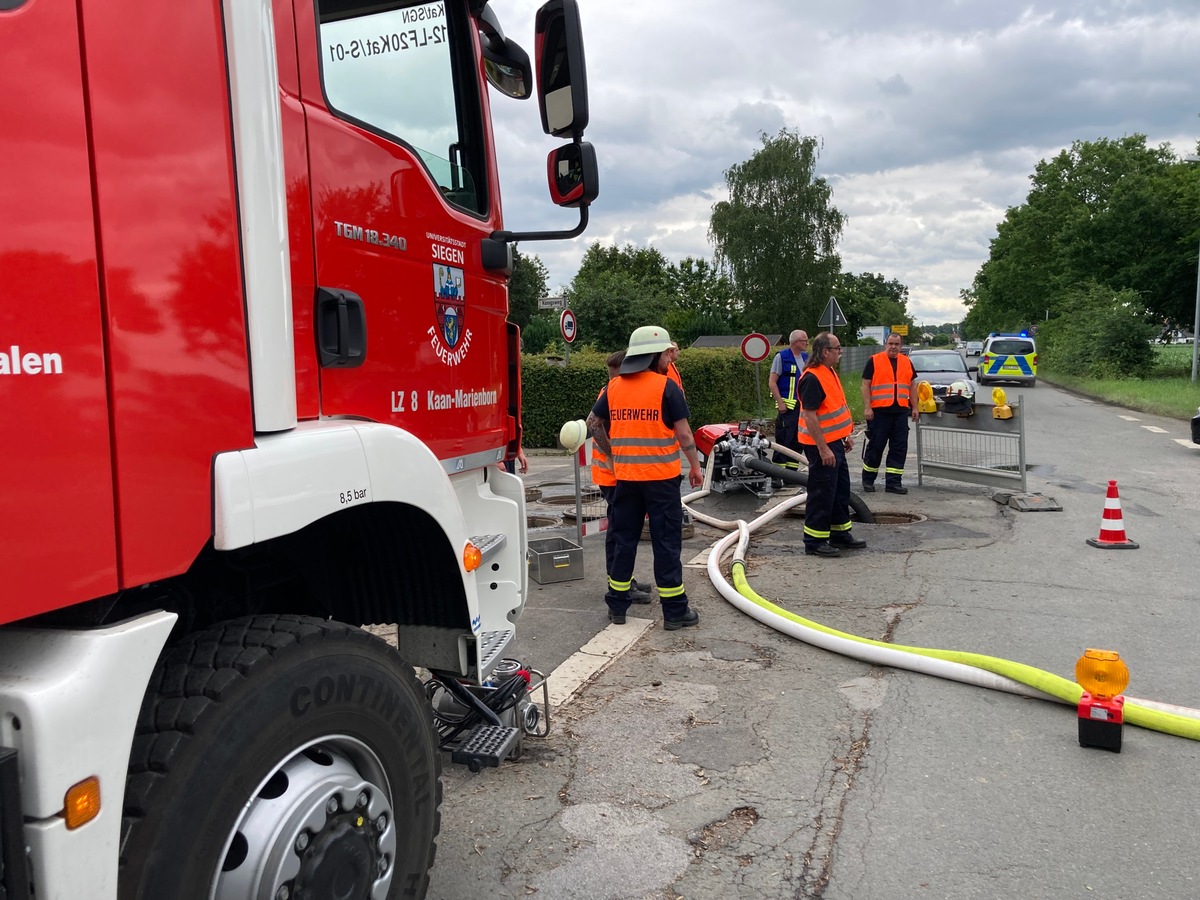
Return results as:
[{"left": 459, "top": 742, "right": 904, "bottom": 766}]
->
[{"left": 0, "top": 0, "right": 596, "bottom": 897}]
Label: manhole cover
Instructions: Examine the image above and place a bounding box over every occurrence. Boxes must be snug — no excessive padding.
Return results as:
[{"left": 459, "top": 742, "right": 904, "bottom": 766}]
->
[{"left": 872, "top": 512, "right": 926, "bottom": 525}]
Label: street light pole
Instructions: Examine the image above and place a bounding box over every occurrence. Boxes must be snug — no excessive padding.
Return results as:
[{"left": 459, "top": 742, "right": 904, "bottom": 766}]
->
[
  {"left": 1193, "top": 231, "right": 1200, "bottom": 383},
  {"left": 1186, "top": 155, "right": 1200, "bottom": 383}
]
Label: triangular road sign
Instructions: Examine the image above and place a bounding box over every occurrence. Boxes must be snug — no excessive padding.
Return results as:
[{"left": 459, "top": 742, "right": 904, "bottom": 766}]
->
[{"left": 819, "top": 296, "right": 847, "bottom": 328}]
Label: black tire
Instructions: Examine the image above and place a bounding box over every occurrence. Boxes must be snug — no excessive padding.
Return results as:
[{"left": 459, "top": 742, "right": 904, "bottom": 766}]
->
[{"left": 120, "top": 615, "right": 441, "bottom": 900}]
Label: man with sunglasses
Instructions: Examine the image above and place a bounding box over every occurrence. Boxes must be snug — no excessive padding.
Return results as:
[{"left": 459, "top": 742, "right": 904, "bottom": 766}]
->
[{"left": 797, "top": 333, "right": 867, "bottom": 558}]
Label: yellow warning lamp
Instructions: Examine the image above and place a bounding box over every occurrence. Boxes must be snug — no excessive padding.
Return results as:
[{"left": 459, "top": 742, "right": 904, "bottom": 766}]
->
[
  {"left": 991, "top": 387, "right": 1013, "bottom": 420},
  {"left": 1075, "top": 649, "right": 1128, "bottom": 752},
  {"left": 64, "top": 776, "right": 101, "bottom": 830},
  {"left": 462, "top": 541, "right": 483, "bottom": 572},
  {"left": 1076, "top": 649, "right": 1129, "bottom": 698},
  {"left": 916, "top": 380, "right": 937, "bottom": 413}
]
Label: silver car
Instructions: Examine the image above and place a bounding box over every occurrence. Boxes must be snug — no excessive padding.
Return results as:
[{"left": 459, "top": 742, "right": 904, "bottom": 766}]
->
[{"left": 908, "top": 349, "right": 982, "bottom": 400}]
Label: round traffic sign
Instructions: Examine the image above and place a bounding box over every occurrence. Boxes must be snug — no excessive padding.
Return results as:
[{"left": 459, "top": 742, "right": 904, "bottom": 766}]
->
[
  {"left": 560, "top": 308, "right": 577, "bottom": 343},
  {"left": 740, "top": 332, "right": 771, "bottom": 363}
]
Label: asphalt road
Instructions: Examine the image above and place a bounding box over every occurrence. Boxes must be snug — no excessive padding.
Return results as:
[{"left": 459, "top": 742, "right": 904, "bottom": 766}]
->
[{"left": 428, "top": 383, "right": 1200, "bottom": 900}]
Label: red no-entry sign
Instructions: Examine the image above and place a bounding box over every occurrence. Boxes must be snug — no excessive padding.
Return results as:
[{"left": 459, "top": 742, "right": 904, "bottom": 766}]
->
[{"left": 740, "top": 332, "right": 771, "bottom": 363}]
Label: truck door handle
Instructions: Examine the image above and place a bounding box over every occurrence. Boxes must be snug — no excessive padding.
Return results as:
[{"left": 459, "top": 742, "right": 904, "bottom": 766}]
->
[{"left": 316, "top": 287, "right": 367, "bottom": 368}]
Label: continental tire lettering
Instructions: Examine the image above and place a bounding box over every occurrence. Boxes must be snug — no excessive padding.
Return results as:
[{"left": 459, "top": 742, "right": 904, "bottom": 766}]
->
[
  {"left": 314, "top": 676, "right": 335, "bottom": 706},
  {"left": 291, "top": 685, "right": 311, "bottom": 715},
  {"left": 378, "top": 687, "right": 400, "bottom": 722},
  {"left": 289, "top": 673, "right": 422, "bottom": 733}
]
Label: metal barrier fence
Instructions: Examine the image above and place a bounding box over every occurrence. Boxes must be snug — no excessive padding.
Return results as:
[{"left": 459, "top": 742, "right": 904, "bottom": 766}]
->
[
  {"left": 914, "top": 399, "right": 1026, "bottom": 492},
  {"left": 569, "top": 441, "right": 607, "bottom": 540}
]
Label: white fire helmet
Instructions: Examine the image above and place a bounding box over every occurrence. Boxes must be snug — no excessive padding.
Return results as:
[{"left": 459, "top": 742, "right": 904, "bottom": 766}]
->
[{"left": 947, "top": 380, "right": 974, "bottom": 400}]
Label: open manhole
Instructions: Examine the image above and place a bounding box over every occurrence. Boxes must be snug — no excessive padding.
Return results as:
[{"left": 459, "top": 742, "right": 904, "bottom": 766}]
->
[
  {"left": 525, "top": 487, "right": 543, "bottom": 503},
  {"left": 542, "top": 493, "right": 601, "bottom": 506},
  {"left": 871, "top": 512, "right": 926, "bottom": 525},
  {"left": 527, "top": 514, "right": 560, "bottom": 529}
]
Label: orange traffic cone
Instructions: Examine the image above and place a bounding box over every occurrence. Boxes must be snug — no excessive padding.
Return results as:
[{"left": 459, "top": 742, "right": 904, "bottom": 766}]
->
[{"left": 1086, "top": 480, "right": 1139, "bottom": 549}]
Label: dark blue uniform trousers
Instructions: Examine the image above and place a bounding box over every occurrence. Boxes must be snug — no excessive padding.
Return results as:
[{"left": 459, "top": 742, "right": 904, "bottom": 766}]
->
[
  {"left": 861, "top": 410, "right": 909, "bottom": 489},
  {"left": 772, "top": 407, "right": 801, "bottom": 470},
  {"left": 607, "top": 477, "right": 688, "bottom": 618},
  {"left": 599, "top": 484, "right": 618, "bottom": 575},
  {"left": 802, "top": 441, "right": 853, "bottom": 548}
]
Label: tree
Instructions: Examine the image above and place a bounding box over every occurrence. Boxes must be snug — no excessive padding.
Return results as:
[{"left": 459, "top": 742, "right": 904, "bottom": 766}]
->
[
  {"left": 965, "top": 135, "right": 1199, "bottom": 336},
  {"left": 664, "top": 257, "right": 743, "bottom": 344},
  {"left": 1037, "top": 284, "right": 1155, "bottom": 378},
  {"left": 709, "top": 130, "right": 845, "bottom": 334},
  {"left": 567, "top": 269, "right": 673, "bottom": 351},
  {"left": 572, "top": 242, "right": 675, "bottom": 297},
  {"left": 519, "top": 315, "right": 562, "bottom": 354},
  {"left": 833, "top": 272, "right": 912, "bottom": 341},
  {"left": 566, "top": 243, "right": 675, "bottom": 349},
  {"left": 507, "top": 247, "right": 549, "bottom": 329}
]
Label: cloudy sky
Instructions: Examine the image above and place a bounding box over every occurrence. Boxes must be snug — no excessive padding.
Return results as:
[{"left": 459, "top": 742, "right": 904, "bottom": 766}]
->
[{"left": 488, "top": 0, "right": 1199, "bottom": 324}]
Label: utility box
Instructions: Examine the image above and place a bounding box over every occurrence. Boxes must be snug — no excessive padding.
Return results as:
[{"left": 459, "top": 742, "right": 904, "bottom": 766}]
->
[{"left": 527, "top": 537, "right": 584, "bottom": 584}]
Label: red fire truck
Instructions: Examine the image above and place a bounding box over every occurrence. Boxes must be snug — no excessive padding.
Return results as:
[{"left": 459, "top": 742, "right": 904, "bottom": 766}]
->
[{"left": 0, "top": 0, "right": 596, "bottom": 896}]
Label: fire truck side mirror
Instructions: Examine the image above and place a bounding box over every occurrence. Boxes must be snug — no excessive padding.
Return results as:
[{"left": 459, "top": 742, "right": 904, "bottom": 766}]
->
[
  {"left": 546, "top": 141, "right": 598, "bottom": 208},
  {"left": 534, "top": 0, "right": 589, "bottom": 138},
  {"left": 478, "top": 4, "right": 533, "bottom": 99}
]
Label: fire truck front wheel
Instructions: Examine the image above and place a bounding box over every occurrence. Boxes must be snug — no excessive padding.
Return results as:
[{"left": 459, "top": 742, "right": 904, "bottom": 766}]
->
[{"left": 119, "top": 615, "right": 442, "bottom": 900}]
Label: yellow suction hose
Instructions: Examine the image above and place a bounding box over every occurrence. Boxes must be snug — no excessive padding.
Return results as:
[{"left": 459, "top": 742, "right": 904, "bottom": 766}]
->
[{"left": 686, "top": 484, "right": 1200, "bottom": 741}]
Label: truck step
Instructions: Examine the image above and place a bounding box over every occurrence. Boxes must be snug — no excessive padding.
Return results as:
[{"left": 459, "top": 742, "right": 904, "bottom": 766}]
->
[
  {"left": 468, "top": 533, "right": 506, "bottom": 565},
  {"left": 451, "top": 724, "right": 520, "bottom": 772}
]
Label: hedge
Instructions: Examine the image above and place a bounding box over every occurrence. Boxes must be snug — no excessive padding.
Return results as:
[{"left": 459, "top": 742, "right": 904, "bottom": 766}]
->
[{"left": 520, "top": 347, "right": 778, "bottom": 448}]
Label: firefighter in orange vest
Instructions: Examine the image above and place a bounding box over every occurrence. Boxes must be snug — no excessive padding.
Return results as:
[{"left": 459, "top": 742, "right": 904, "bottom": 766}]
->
[
  {"left": 588, "top": 326, "right": 704, "bottom": 629},
  {"left": 798, "top": 332, "right": 866, "bottom": 558},
  {"left": 666, "top": 341, "right": 685, "bottom": 393},
  {"left": 859, "top": 333, "right": 919, "bottom": 494},
  {"left": 591, "top": 349, "right": 652, "bottom": 604}
]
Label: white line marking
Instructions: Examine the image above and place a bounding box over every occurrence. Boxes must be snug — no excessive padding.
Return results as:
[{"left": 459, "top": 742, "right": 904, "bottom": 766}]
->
[
  {"left": 1142, "top": 426, "right": 1168, "bottom": 433},
  {"left": 1118, "top": 415, "right": 1140, "bottom": 421},
  {"left": 1175, "top": 439, "right": 1198, "bottom": 449},
  {"left": 546, "top": 617, "right": 654, "bottom": 709}
]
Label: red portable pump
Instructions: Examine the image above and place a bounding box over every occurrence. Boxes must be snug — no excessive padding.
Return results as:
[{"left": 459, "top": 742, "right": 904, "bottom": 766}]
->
[{"left": 0, "top": 1, "right": 597, "bottom": 897}]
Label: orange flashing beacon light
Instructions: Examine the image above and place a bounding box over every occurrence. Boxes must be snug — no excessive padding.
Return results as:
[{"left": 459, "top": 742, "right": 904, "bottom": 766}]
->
[{"left": 1075, "top": 649, "right": 1129, "bottom": 753}]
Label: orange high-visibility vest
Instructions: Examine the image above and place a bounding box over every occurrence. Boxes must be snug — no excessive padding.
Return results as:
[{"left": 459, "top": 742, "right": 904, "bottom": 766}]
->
[
  {"left": 798, "top": 365, "right": 854, "bottom": 445},
  {"left": 868, "top": 352, "right": 915, "bottom": 409},
  {"left": 607, "top": 372, "right": 681, "bottom": 481},
  {"left": 667, "top": 361, "right": 684, "bottom": 394},
  {"left": 591, "top": 385, "right": 616, "bottom": 487}
]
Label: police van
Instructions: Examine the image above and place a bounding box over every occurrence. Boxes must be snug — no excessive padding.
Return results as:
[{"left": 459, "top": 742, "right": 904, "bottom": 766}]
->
[{"left": 977, "top": 332, "right": 1037, "bottom": 386}]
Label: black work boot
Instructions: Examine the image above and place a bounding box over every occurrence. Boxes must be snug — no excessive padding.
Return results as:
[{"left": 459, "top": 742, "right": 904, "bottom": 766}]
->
[{"left": 663, "top": 608, "right": 700, "bottom": 631}]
